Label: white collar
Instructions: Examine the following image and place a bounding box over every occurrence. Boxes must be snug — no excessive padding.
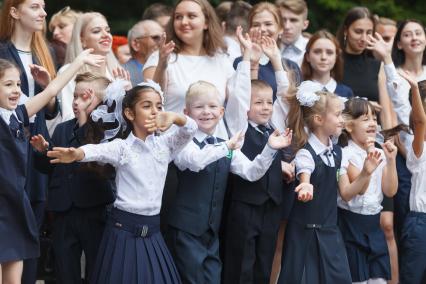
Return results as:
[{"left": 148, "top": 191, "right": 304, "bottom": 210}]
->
[
  {"left": 285, "top": 35, "right": 308, "bottom": 52},
  {"left": 0, "top": 107, "right": 19, "bottom": 125},
  {"left": 348, "top": 139, "right": 368, "bottom": 155},
  {"left": 312, "top": 78, "right": 337, "bottom": 93},
  {"left": 194, "top": 128, "right": 216, "bottom": 143},
  {"left": 308, "top": 133, "right": 333, "bottom": 155}
]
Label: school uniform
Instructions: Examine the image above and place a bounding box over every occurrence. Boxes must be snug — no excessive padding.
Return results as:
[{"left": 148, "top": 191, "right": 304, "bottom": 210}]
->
[
  {"left": 34, "top": 119, "right": 115, "bottom": 283},
  {"left": 166, "top": 129, "right": 278, "bottom": 284},
  {"left": 79, "top": 118, "right": 197, "bottom": 284},
  {"left": 279, "top": 134, "right": 352, "bottom": 284},
  {"left": 0, "top": 106, "right": 39, "bottom": 263},
  {"left": 337, "top": 141, "right": 391, "bottom": 282},
  {"left": 400, "top": 142, "right": 426, "bottom": 284},
  {"left": 222, "top": 123, "right": 287, "bottom": 284}
]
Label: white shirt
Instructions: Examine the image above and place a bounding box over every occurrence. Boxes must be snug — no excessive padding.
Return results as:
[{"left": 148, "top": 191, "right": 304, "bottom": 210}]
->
[
  {"left": 174, "top": 129, "right": 277, "bottom": 181},
  {"left": 407, "top": 141, "right": 426, "bottom": 213},
  {"left": 337, "top": 140, "right": 386, "bottom": 215},
  {"left": 80, "top": 117, "right": 197, "bottom": 216},
  {"left": 224, "top": 35, "right": 242, "bottom": 64},
  {"left": 144, "top": 51, "right": 239, "bottom": 140},
  {"left": 295, "top": 133, "right": 337, "bottom": 177},
  {"left": 17, "top": 49, "right": 35, "bottom": 98},
  {"left": 280, "top": 35, "right": 309, "bottom": 67},
  {"left": 0, "top": 107, "right": 19, "bottom": 125}
]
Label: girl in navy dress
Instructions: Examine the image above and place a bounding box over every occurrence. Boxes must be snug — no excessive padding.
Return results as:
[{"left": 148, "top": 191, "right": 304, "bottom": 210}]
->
[
  {"left": 46, "top": 81, "right": 197, "bottom": 284},
  {"left": 278, "top": 81, "right": 383, "bottom": 284},
  {"left": 338, "top": 97, "right": 398, "bottom": 284},
  {"left": 301, "top": 30, "right": 354, "bottom": 99},
  {"left": 0, "top": 50, "right": 103, "bottom": 284}
]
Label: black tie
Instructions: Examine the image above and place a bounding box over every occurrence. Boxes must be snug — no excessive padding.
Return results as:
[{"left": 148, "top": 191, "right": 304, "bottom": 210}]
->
[
  {"left": 324, "top": 149, "right": 333, "bottom": 166},
  {"left": 205, "top": 136, "right": 217, "bottom": 145},
  {"left": 257, "top": 125, "right": 270, "bottom": 137},
  {"left": 9, "top": 114, "right": 21, "bottom": 139}
]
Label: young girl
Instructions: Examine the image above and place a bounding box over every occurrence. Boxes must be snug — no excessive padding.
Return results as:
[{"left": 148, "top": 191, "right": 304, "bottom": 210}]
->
[
  {"left": 46, "top": 82, "right": 197, "bottom": 284},
  {"left": 278, "top": 82, "right": 383, "bottom": 284},
  {"left": 301, "top": 30, "right": 353, "bottom": 98},
  {"left": 0, "top": 50, "right": 102, "bottom": 284},
  {"left": 338, "top": 97, "right": 398, "bottom": 284},
  {"left": 396, "top": 70, "right": 426, "bottom": 284}
]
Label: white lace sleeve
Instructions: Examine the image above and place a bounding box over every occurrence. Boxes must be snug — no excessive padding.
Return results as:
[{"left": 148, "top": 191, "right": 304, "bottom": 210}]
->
[
  {"left": 80, "top": 139, "right": 125, "bottom": 167},
  {"left": 161, "top": 116, "right": 197, "bottom": 162}
]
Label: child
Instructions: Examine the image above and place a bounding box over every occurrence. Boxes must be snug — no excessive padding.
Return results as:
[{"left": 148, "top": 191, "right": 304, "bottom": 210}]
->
[
  {"left": 275, "top": 0, "right": 309, "bottom": 66},
  {"left": 30, "top": 73, "right": 117, "bottom": 283},
  {"left": 278, "top": 81, "right": 383, "bottom": 284},
  {"left": 301, "top": 30, "right": 354, "bottom": 98},
  {"left": 338, "top": 97, "right": 398, "bottom": 284},
  {"left": 397, "top": 70, "right": 426, "bottom": 284},
  {"left": 0, "top": 50, "right": 103, "bottom": 283},
  {"left": 165, "top": 80, "right": 292, "bottom": 284},
  {"left": 46, "top": 81, "right": 196, "bottom": 284},
  {"left": 223, "top": 30, "right": 293, "bottom": 283}
]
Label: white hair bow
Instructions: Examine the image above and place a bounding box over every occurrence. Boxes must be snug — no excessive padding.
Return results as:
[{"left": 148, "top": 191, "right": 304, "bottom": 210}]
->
[
  {"left": 296, "top": 81, "right": 323, "bottom": 107},
  {"left": 137, "top": 79, "right": 165, "bottom": 105}
]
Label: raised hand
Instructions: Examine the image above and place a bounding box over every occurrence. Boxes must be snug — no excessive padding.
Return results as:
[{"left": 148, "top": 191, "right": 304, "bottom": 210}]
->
[
  {"left": 47, "top": 147, "right": 84, "bottom": 164},
  {"left": 30, "top": 64, "right": 51, "bottom": 88},
  {"left": 112, "top": 67, "right": 132, "bottom": 90},
  {"left": 248, "top": 27, "right": 263, "bottom": 64},
  {"left": 144, "top": 112, "right": 175, "bottom": 133},
  {"left": 382, "top": 140, "right": 397, "bottom": 161},
  {"left": 295, "top": 182, "right": 313, "bottom": 202},
  {"left": 76, "top": 48, "right": 105, "bottom": 67},
  {"left": 236, "top": 26, "right": 252, "bottom": 52},
  {"left": 158, "top": 32, "right": 175, "bottom": 65},
  {"left": 267, "top": 128, "right": 292, "bottom": 149},
  {"left": 366, "top": 32, "right": 393, "bottom": 63},
  {"left": 362, "top": 150, "right": 383, "bottom": 175},
  {"left": 398, "top": 69, "right": 418, "bottom": 88},
  {"left": 261, "top": 36, "right": 280, "bottom": 61},
  {"left": 30, "top": 134, "right": 49, "bottom": 153},
  {"left": 226, "top": 130, "right": 245, "bottom": 150}
]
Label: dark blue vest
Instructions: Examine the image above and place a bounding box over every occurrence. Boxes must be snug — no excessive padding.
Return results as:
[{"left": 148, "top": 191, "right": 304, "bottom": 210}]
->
[
  {"left": 167, "top": 138, "right": 231, "bottom": 236},
  {"left": 230, "top": 124, "right": 283, "bottom": 205}
]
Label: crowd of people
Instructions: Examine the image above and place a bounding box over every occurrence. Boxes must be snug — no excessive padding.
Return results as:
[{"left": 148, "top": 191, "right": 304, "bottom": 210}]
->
[{"left": 0, "top": 0, "right": 426, "bottom": 283}]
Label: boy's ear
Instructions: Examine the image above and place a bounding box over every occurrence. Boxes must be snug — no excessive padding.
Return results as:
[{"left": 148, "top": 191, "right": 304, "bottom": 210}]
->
[
  {"left": 303, "top": 19, "right": 309, "bottom": 31},
  {"left": 219, "top": 106, "right": 225, "bottom": 118},
  {"left": 183, "top": 108, "right": 189, "bottom": 116},
  {"left": 124, "top": 108, "right": 135, "bottom": 121}
]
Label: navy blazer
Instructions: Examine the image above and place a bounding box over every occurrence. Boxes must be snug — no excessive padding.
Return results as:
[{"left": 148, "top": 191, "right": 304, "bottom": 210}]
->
[
  {"left": 35, "top": 119, "right": 116, "bottom": 212},
  {"left": 0, "top": 40, "right": 58, "bottom": 202}
]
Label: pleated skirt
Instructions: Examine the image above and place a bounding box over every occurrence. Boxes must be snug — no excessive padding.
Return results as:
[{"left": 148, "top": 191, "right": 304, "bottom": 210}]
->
[{"left": 91, "top": 208, "right": 181, "bottom": 284}]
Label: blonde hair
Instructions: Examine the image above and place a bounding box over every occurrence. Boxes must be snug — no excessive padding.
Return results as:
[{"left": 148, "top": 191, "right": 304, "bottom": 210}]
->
[
  {"left": 275, "top": 0, "right": 308, "bottom": 19},
  {"left": 74, "top": 72, "right": 111, "bottom": 101},
  {"left": 0, "top": 0, "right": 56, "bottom": 78},
  {"left": 185, "top": 80, "right": 221, "bottom": 106},
  {"left": 286, "top": 86, "right": 339, "bottom": 151},
  {"left": 48, "top": 6, "right": 81, "bottom": 33},
  {"left": 64, "top": 12, "right": 119, "bottom": 74}
]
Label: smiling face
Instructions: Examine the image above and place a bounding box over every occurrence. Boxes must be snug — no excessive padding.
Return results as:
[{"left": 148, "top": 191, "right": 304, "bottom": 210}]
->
[
  {"left": 247, "top": 86, "right": 273, "bottom": 125},
  {"left": 397, "top": 21, "right": 426, "bottom": 57},
  {"left": 81, "top": 16, "right": 112, "bottom": 55},
  {"left": 320, "top": 97, "right": 344, "bottom": 137},
  {"left": 306, "top": 38, "right": 337, "bottom": 76},
  {"left": 345, "top": 18, "right": 374, "bottom": 54},
  {"left": 346, "top": 105, "right": 377, "bottom": 148},
  {"left": 184, "top": 92, "right": 223, "bottom": 135},
  {"left": 11, "top": 0, "right": 47, "bottom": 33},
  {"left": 0, "top": 67, "right": 22, "bottom": 111},
  {"left": 251, "top": 10, "right": 282, "bottom": 42},
  {"left": 173, "top": 1, "right": 207, "bottom": 47}
]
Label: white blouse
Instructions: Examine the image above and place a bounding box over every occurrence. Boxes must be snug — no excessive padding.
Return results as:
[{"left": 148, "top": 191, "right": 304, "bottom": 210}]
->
[
  {"left": 406, "top": 141, "right": 426, "bottom": 213},
  {"left": 80, "top": 117, "right": 197, "bottom": 216}
]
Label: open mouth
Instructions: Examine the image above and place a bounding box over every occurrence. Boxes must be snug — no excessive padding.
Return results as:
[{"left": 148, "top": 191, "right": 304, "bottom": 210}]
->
[{"left": 9, "top": 96, "right": 19, "bottom": 104}]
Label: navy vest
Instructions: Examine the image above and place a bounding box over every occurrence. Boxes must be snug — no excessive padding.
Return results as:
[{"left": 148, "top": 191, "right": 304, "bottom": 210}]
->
[
  {"left": 230, "top": 124, "right": 283, "bottom": 205},
  {"left": 167, "top": 138, "right": 231, "bottom": 236}
]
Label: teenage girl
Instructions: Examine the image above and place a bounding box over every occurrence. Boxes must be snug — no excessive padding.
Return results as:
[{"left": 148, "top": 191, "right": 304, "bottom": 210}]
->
[
  {"left": 338, "top": 97, "right": 398, "bottom": 284},
  {"left": 46, "top": 82, "right": 197, "bottom": 284},
  {"left": 0, "top": 50, "right": 102, "bottom": 284},
  {"left": 278, "top": 82, "right": 383, "bottom": 283}
]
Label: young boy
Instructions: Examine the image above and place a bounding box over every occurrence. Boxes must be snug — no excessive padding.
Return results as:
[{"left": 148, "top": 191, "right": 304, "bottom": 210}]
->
[
  {"left": 275, "top": 0, "right": 309, "bottom": 66},
  {"left": 164, "top": 80, "right": 292, "bottom": 284}
]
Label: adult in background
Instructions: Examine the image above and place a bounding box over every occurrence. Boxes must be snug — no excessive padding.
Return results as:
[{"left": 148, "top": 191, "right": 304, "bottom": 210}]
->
[{"left": 142, "top": 3, "right": 173, "bottom": 30}]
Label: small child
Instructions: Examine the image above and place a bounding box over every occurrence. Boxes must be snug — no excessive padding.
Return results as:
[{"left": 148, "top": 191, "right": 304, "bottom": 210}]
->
[
  {"left": 165, "top": 80, "right": 292, "bottom": 284},
  {"left": 279, "top": 81, "right": 383, "bottom": 284},
  {"left": 338, "top": 97, "right": 398, "bottom": 284},
  {"left": 47, "top": 81, "right": 196, "bottom": 284},
  {"left": 0, "top": 50, "right": 103, "bottom": 283}
]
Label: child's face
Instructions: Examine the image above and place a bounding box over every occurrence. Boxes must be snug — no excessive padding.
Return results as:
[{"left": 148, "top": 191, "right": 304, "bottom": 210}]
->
[
  {"left": 13, "top": 0, "right": 47, "bottom": 33},
  {"left": 321, "top": 98, "right": 344, "bottom": 137},
  {"left": 125, "top": 90, "right": 163, "bottom": 134},
  {"left": 81, "top": 16, "right": 112, "bottom": 55},
  {"left": 347, "top": 106, "right": 377, "bottom": 147},
  {"left": 0, "top": 68, "right": 21, "bottom": 111},
  {"left": 279, "top": 9, "right": 308, "bottom": 45},
  {"left": 397, "top": 22, "right": 426, "bottom": 56},
  {"left": 184, "top": 93, "right": 224, "bottom": 135},
  {"left": 247, "top": 88, "right": 273, "bottom": 125},
  {"left": 251, "top": 10, "right": 282, "bottom": 42},
  {"left": 345, "top": 18, "right": 374, "bottom": 54},
  {"left": 72, "top": 81, "right": 95, "bottom": 117},
  {"left": 306, "top": 38, "right": 336, "bottom": 76}
]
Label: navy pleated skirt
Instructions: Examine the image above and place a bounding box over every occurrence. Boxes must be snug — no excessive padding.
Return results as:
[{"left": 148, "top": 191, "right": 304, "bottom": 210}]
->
[
  {"left": 91, "top": 208, "right": 181, "bottom": 284},
  {"left": 338, "top": 208, "right": 391, "bottom": 282}
]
